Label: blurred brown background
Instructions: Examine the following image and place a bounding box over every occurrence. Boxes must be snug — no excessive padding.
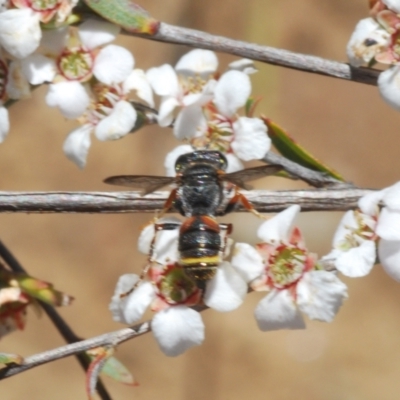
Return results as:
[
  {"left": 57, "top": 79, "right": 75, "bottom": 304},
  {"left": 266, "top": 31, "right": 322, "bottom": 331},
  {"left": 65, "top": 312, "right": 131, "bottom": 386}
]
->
[{"left": 3, "top": 0, "right": 400, "bottom": 399}]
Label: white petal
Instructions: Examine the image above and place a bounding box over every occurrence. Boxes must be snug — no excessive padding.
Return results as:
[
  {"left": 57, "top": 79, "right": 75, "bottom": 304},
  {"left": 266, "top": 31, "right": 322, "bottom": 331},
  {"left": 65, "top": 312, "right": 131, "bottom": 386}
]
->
[
  {"left": 95, "top": 101, "right": 137, "bottom": 141},
  {"left": 225, "top": 154, "right": 244, "bottom": 173},
  {"left": 297, "top": 271, "right": 348, "bottom": 322},
  {"left": 138, "top": 223, "right": 156, "bottom": 255},
  {"left": 63, "top": 124, "right": 92, "bottom": 168},
  {"left": 138, "top": 217, "right": 181, "bottom": 253},
  {"left": 152, "top": 306, "right": 205, "bottom": 356},
  {"left": 0, "top": 287, "right": 22, "bottom": 304},
  {"left": 231, "top": 117, "right": 271, "bottom": 161},
  {"left": 158, "top": 96, "right": 180, "bottom": 127},
  {"left": 174, "top": 105, "right": 206, "bottom": 140},
  {"left": 257, "top": 205, "right": 301, "bottom": 243},
  {"left": 93, "top": 45, "right": 134, "bottom": 85},
  {"left": 21, "top": 54, "right": 56, "bottom": 85},
  {"left": 164, "top": 145, "right": 194, "bottom": 177},
  {"left": 78, "top": 19, "right": 120, "bottom": 49},
  {"left": 358, "top": 189, "right": 385, "bottom": 215},
  {"left": 231, "top": 242, "right": 265, "bottom": 282},
  {"left": 376, "top": 208, "right": 400, "bottom": 241},
  {"left": 346, "top": 18, "right": 389, "bottom": 67},
  {"left": 203, "top": 261, "right": 247, "bottom": 312},
  {"left": 383, "top": 0, "right": 400, "bottom": 13},
  {"left": 0, "top": 107, "right": 9, "bottom": 143},
  {"left": 379, "top": 239, "right": 400, "bottom": 281},
  {"left": 146, "top": 64, "right": 180, "bottom": 97},
  {"left": 378, "top": 66, "right": 400, "bottom": 111},
  {"left": 331, "top": 211, "right": 358, "bottom": 247},
  {"left": 123, "top": 69, "right": 154, "bottom": 107},
  {"left": 334, "top": 240, "right": 376, "bottom": 277},
  {"left": 381, "top": 181, "right": 400, "bottom": 210},
  {"left": 137, "top": 218, "right": 180, "bottom": 263},
  {"left": 0, "top": 9, "right": 41, "bottom": 59},
  {"left": 175, "top": 49, "right": 218, "bottom": 76},
  {"left": 229, "top": 58, "right": 257, "bottom": 74},
  {"left": 46, "top": 81, "right": 90, "bottom": 119},
  {"left": 214, "top": 70, "right": 251, "bottom": 117},
  {"left": 122, "top": 282, "right": 155, "bottom": 324},
  {"left": 254, "top": 289, "right": 305, "bottom": 331},
  {"left": 109, "top": 274, "right": 139, "bottom": 323},
  {"left": 6, "top": 60, "right": 30, "bottom": 99}
]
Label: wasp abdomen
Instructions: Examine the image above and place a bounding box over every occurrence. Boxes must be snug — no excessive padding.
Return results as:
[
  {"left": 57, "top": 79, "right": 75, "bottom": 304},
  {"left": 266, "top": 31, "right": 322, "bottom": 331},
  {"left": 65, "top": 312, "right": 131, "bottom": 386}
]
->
[{"left": 179, "top": 216, "right": 221, "bottom": 282}]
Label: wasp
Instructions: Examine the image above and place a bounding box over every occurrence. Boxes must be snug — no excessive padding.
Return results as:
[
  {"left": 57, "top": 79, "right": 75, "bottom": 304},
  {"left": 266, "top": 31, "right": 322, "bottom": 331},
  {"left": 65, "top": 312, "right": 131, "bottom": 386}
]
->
[{"left": 104, "top": 150, "right": 282, "bottom": 291}]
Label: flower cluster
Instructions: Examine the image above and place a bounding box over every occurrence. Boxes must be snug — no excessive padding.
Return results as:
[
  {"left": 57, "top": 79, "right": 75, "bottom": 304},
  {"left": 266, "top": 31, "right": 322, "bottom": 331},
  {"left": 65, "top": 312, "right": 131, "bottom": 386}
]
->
[
  {"left": 323, "top": 180, "right": 400, "bottom": 281},
  {"left": 147, "top": 50, "right": 271, "bottom": 174},
  {"left": 231, "top": 205, "right": 348, "bottom": 331},
  {"left": 0, "top": 2, "right": 155, "bottom": 167},
  {"left": 110, "top": 208, "right": 348, "bottom": 356},
  {"left": 110, "top": 217, "right": 247, "bottom": 356},
  {"left": 0, "top": 0, "right": 79, "bottom": 143},
  {"left": 0, "top": 1, "right": 272, "bottom": 170},
  {"left": 347, "top": 0, "right": 400, "bottom": 110}
]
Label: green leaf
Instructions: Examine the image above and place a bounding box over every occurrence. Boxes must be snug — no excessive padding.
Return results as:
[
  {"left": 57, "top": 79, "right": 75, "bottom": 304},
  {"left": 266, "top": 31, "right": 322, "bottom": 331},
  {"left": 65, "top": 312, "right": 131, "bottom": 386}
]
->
[
  {"left": 0, "top": 270, "right": 73, "bottom": 307},
  {"left": 263, "top": 117, "right": 344, "bottom": 181},
  {"left": 18, "top": 275, "right": 74, "bottom": 307},
  {"left": 86, "top": 347, "right": 137, "bottom": 399},
  {"left": 0, "top": 352, "right": 23, "bottom": 365},
  {"left": 100, "top": 356, "right": 137, "bottom": 386},
  {"left": 245, "top": 97, "right": 260, "bottom": 117},
  {"left": 83, "top": 0, "right": 159, "bottom": 34}
]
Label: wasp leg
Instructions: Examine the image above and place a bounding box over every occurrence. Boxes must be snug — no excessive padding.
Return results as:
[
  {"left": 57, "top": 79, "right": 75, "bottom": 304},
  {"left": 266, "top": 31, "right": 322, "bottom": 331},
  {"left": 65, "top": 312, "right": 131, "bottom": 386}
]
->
[
  {"left": 219, "top": 223, "right": 233, "bottom": 258},
  {"left": 220, "top": 188, "right": 268, "bottom": 219},
  {"left": 120, "top": 220, "right": 180, "bottom": 298},
  {"left": 156, "top": 188, "right": 178, "bottom": 219}
]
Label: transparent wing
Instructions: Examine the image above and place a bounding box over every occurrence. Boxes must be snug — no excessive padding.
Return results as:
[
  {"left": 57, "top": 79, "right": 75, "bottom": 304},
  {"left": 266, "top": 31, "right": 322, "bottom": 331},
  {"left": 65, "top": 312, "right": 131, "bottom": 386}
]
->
[
  {"left": 104, "top": 175, "right": 176, "bottom": 195},
  {"left": 222, "top": 165, "right": 283, "bottom": 189}
]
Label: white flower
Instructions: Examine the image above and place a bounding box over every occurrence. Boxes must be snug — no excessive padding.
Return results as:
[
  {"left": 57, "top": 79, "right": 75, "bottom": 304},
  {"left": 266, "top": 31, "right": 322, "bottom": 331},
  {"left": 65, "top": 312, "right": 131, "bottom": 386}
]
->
[
  {"left": 231, "top": 116, "right": 271, "bottom": 161},
  {"left": 110, "top": 217, "right": 247, "bottom": 356},
  {"left": 232, "top": 205, "right": 348, "bottom": 331},
  {"left": 346, "top": 18, "right": 390, "bottom": 67},
  {"left": 325, "top": 182, "right": 400, "bottom": 282},
  {"left": 321, "top": 210, "right": 377, "bottom": 277},
  {"left": 371, "top": 181, "right": 400, "bottom": 281},
  {"left": 0, "top": 8, "right": 41, "bottom": 59},
  {"left": 12, "top": 0, "right": 78, "bottom": 23},
  {"left": 62, "top": 124, "right": 92, "bottom": 168},
  {"left": 62, "top": 99, "right": 137, "bottom": 168},
  {"left": 0, "top": 107, "right": 9, "bottom": 143},
  {"left": 109, "top": 268, "right": 204, "bottom": 357},
  {"left": 20, "top": 21, "right": 153, "bottom": 166},
  {"left": 378, "top": 66, "right": 400, "bottom": 111},
  {"left": 228, "top": 59, "right": 257, "bottom": 74},
  {"left": 22, "top": 20, "right": 124, "bottom": 119},
  {"left": 207, "top": 70, "right": 271, "bottom": 163},
  {"left": 146, "top": 49, "right": 217, "bottom": 129},
  {"left": 0, "top": 54, "right": 31, "bottom": 143},
  {"left": 383, "top": 0, "right": 400, "bottom": 13}
]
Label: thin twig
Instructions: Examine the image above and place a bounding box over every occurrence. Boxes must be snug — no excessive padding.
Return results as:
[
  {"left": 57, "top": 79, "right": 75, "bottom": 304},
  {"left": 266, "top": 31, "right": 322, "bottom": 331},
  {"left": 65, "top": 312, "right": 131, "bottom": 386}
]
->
[
  {"left": 123, "top": 22, "right": 379, "bottom": 86},
  {"left": 0, "top": 322, "right": 151, "bottom": 380},
  {"left": 0, "top": 241, "right": 113, "bottom": 400},
  {"left": 0, "top": 188, "right": 373, "bottom": 213}
]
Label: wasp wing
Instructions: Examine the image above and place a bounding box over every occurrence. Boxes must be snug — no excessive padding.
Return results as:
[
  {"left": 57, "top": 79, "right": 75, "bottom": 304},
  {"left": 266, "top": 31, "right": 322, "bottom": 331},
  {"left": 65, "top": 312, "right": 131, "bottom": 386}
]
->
[
  {"left": 222, "top": 165, "right": 283, "bottom": 190},
  {"left": 104, "top": 175, "right": 176, "bottom": 195}
]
